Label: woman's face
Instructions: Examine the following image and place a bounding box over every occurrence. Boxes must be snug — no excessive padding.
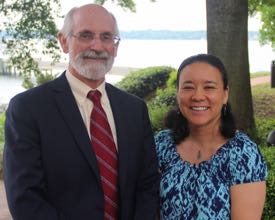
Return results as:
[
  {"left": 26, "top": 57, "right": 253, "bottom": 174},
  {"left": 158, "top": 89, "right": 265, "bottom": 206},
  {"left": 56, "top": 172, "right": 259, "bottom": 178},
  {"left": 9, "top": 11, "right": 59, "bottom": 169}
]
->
[{"left": 177, "top": 61, "right": 229, "bottom": 130}]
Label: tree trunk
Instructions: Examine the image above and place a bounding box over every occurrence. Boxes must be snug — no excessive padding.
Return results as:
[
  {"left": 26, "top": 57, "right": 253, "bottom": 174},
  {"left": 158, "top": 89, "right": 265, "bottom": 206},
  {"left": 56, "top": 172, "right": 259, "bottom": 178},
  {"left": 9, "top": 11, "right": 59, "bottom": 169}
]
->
[{"left": 206, "top": 0, "right": 256, "bottom": 134}]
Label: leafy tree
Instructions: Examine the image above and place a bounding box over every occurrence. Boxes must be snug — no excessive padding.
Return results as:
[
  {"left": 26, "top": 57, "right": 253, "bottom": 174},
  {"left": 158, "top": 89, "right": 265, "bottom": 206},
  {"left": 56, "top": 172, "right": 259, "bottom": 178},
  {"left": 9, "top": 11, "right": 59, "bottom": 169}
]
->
[
  {"left": 95, "top": 0, "right": 138, "bottom": 12},
  {"left": 0, "top": 0, "right": 61, "bottom": 88},
  {"left": 249, "top": 0, "right": 275, "bottom": 49}
]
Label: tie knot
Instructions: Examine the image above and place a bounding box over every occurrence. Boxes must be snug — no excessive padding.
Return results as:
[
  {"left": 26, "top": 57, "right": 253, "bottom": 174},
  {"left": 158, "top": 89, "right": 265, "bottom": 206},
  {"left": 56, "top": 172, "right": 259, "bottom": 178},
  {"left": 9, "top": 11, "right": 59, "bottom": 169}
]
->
[{"left": 87, "top": 90, "right": 102, "bottom": 104}]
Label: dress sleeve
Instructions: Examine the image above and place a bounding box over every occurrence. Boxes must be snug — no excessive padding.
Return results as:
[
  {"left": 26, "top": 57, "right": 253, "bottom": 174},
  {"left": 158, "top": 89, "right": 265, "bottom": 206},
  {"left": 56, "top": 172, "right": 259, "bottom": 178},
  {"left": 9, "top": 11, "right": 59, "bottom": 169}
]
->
[
  {"left": 229, "top": 133, "right": 268, "bottom": 186},
  {"left": 154, "top": 130, "right": 172, "bottom": 173},
  {"left": 154, "top": 131, "right": 165, "bottom": 169}
]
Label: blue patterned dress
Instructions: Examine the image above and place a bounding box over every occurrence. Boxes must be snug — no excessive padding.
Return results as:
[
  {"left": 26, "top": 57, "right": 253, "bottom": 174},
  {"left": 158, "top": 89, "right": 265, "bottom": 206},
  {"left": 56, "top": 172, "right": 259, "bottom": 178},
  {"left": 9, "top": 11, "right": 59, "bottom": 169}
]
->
[{"left": 154, "top": 130, "right": 268, "bottom": 220}]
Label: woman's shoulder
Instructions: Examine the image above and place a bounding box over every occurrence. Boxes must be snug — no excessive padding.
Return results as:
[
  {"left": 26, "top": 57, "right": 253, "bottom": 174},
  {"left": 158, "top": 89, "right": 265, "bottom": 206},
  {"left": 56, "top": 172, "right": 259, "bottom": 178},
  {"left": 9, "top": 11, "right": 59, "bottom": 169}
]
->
[
  {"left": 154, "top": 129, "right": 177, "bottom": 169},
  {"left": 155, "top": 129, "right": 172, "bottom": 138},
  {"left": 226, "top": 131, "right": 268, "bottom": 185},
  {"left": 227, "top": 130, "right": 257, "bottom": 150},
  {"left": 225, "top": 130, "right": 262, "bottom": 162},
  {"left": 154, "top": 129, "right": 174, "bottom": 147},
  {"left": 154, "top": 129, "right": 174, "bottom": 153}
]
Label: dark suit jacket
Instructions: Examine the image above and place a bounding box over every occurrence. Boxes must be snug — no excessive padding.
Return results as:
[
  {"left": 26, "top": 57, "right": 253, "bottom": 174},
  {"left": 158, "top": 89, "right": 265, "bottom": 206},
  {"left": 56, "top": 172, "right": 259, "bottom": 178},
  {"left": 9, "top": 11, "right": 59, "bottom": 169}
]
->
[{"left": 3, "top": 73, "right": 160, "bottom": 220}]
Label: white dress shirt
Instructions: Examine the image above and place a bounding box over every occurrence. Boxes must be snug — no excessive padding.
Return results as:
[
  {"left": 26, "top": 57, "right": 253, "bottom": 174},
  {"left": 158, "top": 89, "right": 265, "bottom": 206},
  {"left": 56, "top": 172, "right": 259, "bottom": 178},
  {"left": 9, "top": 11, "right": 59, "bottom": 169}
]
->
[{"left": 65, "top": 71, "right": 118, "bottom": 148}]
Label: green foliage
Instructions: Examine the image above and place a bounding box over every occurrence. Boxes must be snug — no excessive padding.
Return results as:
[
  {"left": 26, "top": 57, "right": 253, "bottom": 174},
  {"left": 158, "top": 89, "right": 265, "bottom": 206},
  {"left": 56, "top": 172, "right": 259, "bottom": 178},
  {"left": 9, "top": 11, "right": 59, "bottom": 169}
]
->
[
  {"left": 148, "top": 87, "right": 177, "bottom": 109},
  {"left": 0, "top": 112, "right": 5, "bottom": 177},
  {"left": 148, "top": 104, "right": 171, "bottom": 133},
  {"left": 248, "top": 0, "right": 264, "bottom": 15},
  {"left": 249, "top": 0, "right": 275, "bottom": 49},
  {"left": 255, "top": 118, "right": 275, "bottom": 145},
  {"left": 147, "top": 70, "right": 177, "bottom": 132},
  {"left": 96, "top": 0, "right": 156, "bottom": 12},
  {"left": 261, "top": 146, "right": 275, "bottom": 219},
  {"left": 115, "top": 66, "right": 175, "bottom": 99},
  {"left": 259, "top": 5, "right": 275, "bottom": 49},
  {"left": 166, "top": 70, "right": 177, "bottom": 88},
  {"left": 96, "top": 0, "right": 136, "bottom": 12},
  {"left": 0, "top": 0, "right": 62, "bottom": 89},
  {"left": 252, "top": 83, "right": 275, "bottom": 120},
  {"left": 250, "top": 71, "right": 270, "bottom": 78},
  {"left": 147, "top": 87, "right": 176, "bottom": 132}
]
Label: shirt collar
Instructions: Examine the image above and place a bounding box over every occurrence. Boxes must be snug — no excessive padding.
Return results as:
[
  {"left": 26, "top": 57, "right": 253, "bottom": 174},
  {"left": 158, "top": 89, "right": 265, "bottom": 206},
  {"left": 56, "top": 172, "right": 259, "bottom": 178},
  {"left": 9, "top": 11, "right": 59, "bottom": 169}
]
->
[{"left": 65, "top": 70, "right": 106, "bottom": 104}]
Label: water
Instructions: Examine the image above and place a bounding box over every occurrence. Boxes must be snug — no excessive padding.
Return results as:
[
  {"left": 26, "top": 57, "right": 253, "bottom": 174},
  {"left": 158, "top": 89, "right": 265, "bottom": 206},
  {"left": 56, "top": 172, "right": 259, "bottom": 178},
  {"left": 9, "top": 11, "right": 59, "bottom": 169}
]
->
[
  {"left": 1, "top": 39, "right": 275, "bottom": 105},
  {"left": 0, "top": 75, "right": 24, "bottom": 105},
  {"left": 114, "top": 39, "right": 275, "bottom": 72},
  {"left": 0, "top": 74, "right": 124, "bottom": 105}
]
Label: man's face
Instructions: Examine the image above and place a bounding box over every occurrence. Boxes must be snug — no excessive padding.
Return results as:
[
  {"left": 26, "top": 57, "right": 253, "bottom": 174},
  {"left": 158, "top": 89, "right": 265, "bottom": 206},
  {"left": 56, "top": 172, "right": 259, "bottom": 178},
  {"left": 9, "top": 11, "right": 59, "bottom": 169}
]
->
[{"left": 59, "top": 5, "right": 119, "bottom": 81}]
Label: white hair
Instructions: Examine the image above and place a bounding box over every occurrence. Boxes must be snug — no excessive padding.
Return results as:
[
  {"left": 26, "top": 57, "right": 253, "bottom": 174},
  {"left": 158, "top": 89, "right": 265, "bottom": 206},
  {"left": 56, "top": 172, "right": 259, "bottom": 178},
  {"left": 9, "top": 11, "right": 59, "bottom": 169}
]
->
[{"left": 59, "top": 5, "right": 120, "bottom": 37}]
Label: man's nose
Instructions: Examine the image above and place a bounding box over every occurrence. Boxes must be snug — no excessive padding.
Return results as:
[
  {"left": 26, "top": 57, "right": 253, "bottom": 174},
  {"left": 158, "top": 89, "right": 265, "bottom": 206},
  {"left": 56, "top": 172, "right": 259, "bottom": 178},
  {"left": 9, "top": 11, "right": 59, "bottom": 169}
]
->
[{"left": 88, "top": 37, "right": 105, "bottom": 51}]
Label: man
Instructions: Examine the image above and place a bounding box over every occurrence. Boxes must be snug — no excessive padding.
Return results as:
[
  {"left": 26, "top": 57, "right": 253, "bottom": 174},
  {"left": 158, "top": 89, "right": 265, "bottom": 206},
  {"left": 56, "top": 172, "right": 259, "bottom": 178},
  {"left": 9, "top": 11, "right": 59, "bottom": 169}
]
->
[{"left": 4, "top": 4, "right": 159, "bottom": 220}]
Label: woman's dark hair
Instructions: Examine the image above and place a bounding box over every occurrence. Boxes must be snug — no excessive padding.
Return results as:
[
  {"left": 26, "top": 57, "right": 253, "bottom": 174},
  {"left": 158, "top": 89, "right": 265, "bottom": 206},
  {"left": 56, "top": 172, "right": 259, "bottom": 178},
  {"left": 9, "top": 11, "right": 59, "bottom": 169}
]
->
[{"left": 164, "top": 53, "right": 236, "bottom": 144}]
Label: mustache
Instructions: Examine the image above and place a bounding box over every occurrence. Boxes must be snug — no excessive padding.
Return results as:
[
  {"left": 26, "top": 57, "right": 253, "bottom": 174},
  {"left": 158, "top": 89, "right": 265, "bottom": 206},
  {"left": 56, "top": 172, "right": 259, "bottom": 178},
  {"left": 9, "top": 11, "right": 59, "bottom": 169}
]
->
[{"left": 80, "top": 50, "right": 109, "bottom": 59}]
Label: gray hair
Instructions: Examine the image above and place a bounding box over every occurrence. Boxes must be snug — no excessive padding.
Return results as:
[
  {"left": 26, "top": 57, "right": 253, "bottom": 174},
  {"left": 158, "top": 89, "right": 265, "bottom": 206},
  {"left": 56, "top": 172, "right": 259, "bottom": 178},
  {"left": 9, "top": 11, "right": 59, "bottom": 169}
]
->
[{"left": 59, "top": 6, "right": 120, "bottom": 38}]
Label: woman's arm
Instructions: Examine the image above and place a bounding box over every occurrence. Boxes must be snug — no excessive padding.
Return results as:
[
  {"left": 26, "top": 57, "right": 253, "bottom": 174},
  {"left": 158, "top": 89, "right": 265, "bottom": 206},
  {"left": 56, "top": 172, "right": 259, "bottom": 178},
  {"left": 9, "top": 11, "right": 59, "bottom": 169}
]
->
[{"left": 230, "top": 181, "right": 266, "bottom": 220}]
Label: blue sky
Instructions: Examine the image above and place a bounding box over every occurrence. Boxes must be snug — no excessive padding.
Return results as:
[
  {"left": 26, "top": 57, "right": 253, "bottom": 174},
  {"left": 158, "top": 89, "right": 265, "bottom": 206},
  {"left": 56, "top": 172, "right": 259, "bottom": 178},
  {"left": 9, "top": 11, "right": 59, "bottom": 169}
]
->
[{"left": 59, "top": 0, "right": 262, "bottom": 31}]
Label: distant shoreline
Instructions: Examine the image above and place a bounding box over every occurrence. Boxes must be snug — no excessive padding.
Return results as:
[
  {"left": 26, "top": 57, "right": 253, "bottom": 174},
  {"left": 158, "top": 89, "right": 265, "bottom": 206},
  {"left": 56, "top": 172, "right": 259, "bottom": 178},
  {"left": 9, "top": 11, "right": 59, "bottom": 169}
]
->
[
  {"left": 119, "top": 30, "right": 259, "bottom": 41},
  {"left": 0, "top": 65, "right": 140, "bottom": 111},
  {"left": 36, "top": 60, "right": 140, "bottom": 76},
  {"left": 0, "top": 57, "right": 140, "bottom": 77},
  {"left": 0, "top": 30, "right": 260, "bottom": 41}
]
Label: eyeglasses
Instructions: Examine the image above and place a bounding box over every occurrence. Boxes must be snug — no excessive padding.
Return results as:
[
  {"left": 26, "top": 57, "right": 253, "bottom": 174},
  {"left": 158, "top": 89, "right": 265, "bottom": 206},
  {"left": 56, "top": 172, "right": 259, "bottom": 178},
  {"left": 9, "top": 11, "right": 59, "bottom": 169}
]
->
[{"left": 71, "top": 31, "right": 120, "bottom": 45}]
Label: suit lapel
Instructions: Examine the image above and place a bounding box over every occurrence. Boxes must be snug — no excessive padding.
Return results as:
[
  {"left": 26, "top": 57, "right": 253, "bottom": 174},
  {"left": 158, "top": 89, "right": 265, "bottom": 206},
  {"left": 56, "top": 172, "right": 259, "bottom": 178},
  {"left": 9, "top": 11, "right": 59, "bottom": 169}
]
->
[
  {"left": 49, "top": 73, "right": 101, "bottom": 183},
  {"left": 106, "top": 84, "right": 129, "bottom": 194}
]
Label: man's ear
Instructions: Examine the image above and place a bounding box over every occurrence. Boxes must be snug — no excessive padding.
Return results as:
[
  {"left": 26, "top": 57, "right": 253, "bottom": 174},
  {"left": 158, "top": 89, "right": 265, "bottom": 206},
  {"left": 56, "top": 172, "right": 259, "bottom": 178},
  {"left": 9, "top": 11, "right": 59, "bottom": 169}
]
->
[
  {"left": 113, "top": 41, "right": 119, "bottom": 57},
  {"left": 57, "top": 32, "right": 69, "bottom": 53}
]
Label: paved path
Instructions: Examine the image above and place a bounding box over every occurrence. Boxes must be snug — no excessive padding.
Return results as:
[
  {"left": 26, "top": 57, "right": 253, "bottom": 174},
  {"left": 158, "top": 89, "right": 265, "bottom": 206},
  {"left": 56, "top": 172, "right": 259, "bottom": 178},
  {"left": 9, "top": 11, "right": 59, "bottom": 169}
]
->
[
  {"left": 250, "top": 75, "right": 270, "bottom": 86},
  {"left": 0, "top": 75, "right": 271, "bottom": 220},
  {"left": 0, "top": 181, "right": 11, "bottom": 220}
]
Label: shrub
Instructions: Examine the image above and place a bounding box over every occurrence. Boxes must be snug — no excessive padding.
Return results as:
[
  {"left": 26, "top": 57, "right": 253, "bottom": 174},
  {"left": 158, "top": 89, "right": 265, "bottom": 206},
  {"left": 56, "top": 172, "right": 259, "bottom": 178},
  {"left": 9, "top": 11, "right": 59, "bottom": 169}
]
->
[
  {"left": 115, "top": 66, "right": 175, "bottom": 99},
  {"left": 242, "top": 116, "right": 275, "bottom": 219},
  {"left": 147, "top": 87, "right": 177, "bottom": 132},
  {"left": 166, "top": 70, "right": 177, "bottom": 88},
  {"left": 148, "top": 104, "right": 172, "bottom": 133},
  {"left": 149, "top": 87, "right": 177, "bottom": 108},
  {"left": 256, "top": 117, "right": 275, "bottom": 146},
  {"left": 261, "top": 146, "right": 275, "bottom": 219}
]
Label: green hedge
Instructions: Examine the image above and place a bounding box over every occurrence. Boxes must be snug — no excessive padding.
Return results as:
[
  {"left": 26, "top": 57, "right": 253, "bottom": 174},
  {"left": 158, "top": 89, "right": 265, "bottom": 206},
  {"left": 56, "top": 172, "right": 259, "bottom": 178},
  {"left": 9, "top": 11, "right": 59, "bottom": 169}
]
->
[
  {"left": 261, "top": 146, "right": 275, "bottom": 219},
  {"left": 115, "top": 66, "right": 175, "bottom": 99},
  {"left": 0, "top": 112, "right": 5, "bottom": 178},
  {"left": 256, "top": 117, "right": 275, "bottom": 146},
  {"left": 149, "top": 87, "right": 177, "bottom": 108},
  {"left": 166, "top": 70, "right": 177, "bottom": 88},
  {"left": 147, "top": 70, "right": 178, "bottom": 132},
  {"left": 148, "top": 104, "right": 171, "bottom": 132}
]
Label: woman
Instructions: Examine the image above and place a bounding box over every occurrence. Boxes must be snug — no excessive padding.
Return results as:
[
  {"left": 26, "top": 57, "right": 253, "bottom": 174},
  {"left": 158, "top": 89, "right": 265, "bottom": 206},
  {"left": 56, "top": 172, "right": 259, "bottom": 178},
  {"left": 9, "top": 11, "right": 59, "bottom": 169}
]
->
[{"left": 155, "top": 54, "right": 267, "bottom": 219}]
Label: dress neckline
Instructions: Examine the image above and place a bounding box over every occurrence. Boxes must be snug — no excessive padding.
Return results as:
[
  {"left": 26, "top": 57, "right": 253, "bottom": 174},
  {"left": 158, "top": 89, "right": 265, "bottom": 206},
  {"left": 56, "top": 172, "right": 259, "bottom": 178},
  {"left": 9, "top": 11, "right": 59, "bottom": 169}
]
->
[{"left": 171, "top": 131, "right": 239, "bottom": 168}]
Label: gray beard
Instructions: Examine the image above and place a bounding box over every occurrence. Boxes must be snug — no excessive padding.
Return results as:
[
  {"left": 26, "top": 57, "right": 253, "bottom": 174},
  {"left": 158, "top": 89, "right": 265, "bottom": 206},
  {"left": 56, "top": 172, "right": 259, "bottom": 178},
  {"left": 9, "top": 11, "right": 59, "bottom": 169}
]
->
[{"left": 69, "top": 51, "right": 114, "bottom": 80}]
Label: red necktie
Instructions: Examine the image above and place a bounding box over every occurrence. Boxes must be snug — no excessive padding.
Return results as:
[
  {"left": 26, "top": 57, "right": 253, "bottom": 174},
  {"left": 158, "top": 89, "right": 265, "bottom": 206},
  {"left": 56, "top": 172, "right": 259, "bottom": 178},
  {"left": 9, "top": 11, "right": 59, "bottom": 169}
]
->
[{"left": 88, "top": 90, "right": 119, "bottom": 220}]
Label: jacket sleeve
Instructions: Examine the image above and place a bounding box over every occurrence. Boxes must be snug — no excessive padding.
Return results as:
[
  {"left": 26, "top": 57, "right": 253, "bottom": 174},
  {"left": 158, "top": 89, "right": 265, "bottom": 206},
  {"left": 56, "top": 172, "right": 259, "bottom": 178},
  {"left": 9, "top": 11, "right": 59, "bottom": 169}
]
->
[
  {"left": 134, "top": 102, "right": 160, "bottom": 220},
  {"left": 3, "top": 96, "right": 67, "bottom": 220}
]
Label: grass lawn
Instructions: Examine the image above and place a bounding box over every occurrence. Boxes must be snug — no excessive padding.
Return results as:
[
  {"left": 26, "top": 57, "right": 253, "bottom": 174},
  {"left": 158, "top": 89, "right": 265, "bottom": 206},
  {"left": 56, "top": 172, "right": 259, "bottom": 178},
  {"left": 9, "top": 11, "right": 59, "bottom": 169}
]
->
[
  {"left": 250, "top": 71, "right": 271, "bottom": 78},
  {"left": 252, "top": 82, "right": 275, "bottom": 119}
]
